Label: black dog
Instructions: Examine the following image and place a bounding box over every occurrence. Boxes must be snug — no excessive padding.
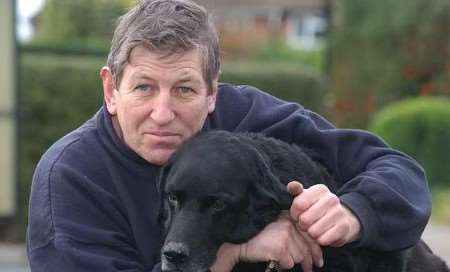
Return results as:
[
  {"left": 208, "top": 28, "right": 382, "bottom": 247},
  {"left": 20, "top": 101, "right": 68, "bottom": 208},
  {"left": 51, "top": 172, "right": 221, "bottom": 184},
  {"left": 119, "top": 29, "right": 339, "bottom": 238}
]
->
[{"left": 158, "top": 130, "right": 449, "bottom": 272}]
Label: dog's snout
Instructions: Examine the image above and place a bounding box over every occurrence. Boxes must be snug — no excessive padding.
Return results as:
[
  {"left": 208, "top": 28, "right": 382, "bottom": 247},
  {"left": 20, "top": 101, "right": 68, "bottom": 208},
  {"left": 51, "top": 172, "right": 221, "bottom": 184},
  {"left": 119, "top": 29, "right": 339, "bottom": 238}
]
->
[
  {"left": 162, "top": 242, "right": 190, "bottom": 266},
  {"left": 164, "top": 249, "right": 188, "bottom": 264}
]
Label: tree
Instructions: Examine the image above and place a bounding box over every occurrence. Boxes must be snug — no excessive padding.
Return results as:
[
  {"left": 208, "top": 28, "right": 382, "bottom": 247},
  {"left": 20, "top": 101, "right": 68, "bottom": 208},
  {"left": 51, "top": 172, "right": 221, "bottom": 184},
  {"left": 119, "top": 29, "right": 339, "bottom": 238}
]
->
[
  {"left": 328, "top": 0, "right": 450, "bottom": 128},
  {"left": 32, "top": 0, "right": 131, "bottom": 50}
]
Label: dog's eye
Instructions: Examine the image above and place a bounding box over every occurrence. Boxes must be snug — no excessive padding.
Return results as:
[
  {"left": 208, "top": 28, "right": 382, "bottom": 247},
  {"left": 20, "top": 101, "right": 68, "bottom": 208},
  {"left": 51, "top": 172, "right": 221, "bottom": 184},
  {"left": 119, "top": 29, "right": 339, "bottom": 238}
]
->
[
  {"left": 211, "top": 199, "right": 227, "bottom": 211},
  {"left": 167, "top": 193, "right": 178, "bottom": 204}
]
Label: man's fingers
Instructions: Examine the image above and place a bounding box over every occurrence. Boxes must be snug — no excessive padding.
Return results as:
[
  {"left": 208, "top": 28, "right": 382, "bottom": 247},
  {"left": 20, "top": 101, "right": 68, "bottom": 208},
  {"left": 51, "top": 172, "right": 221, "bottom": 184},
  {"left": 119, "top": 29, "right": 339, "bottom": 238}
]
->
[
  {"left": 290, "top": 184, "right": 333, "bottom": 230},
  {"left": 287, "top": 181, "right": 303, "bottom": 196},
  {"left": 299, "top": 193, "right": 340, "bottom": 231},
  {"left": 270, "top": 212, "right": 316, "bottom": 271},
  {"left": 288, "top": 181, "right": 304, "bottom": 224},
  {"left": 301, "top": 229, "right": 324, "bottom": 268},
  {"left": 307, "top": 205, "right": 341, "bottom": 240},
  {"left": 316, "top": 224, "right": 346, "bottom": 247},
  {"left": 301, "top": 260, "right": 313, "bottom": 272},
  {"left": 288, "top": 220, "right": 324, "bottom": 272},
  {"left": 210, "top": 243, "right": 241, "bottom": 272},
  {"left": 277, "top": 254, "right": 295, "bottom": 270},
  {"left": 290, "top": 230, "right": 313, "bottom": 272},
  {"left": 289, "top": 225, "right": 308, "bottom": 261}
]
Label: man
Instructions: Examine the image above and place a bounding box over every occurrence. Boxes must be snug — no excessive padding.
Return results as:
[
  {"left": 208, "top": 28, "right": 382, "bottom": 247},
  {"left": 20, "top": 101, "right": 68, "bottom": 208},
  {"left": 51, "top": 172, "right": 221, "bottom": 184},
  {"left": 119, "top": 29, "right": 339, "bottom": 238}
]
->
[{"left": 27, "top": 0, "right": 431, "bottom": 271}]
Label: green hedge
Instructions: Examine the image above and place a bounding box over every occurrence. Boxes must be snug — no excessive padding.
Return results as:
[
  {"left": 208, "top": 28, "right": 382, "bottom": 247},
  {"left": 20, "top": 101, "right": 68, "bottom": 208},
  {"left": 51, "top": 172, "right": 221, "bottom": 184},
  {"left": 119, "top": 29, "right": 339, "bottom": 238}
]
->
[
  {"left": 18, "top": 53, "right": 105, "bottom": 237},
  {"left": 329, "top": 0, "right": 450, "bottom": 129},
  {"left": 369, "top": 97, "right": 450, "bottom": 188},
  {"left": 22, "top": 42, "right": 109, "bottom": 57},
  {"left": 17, "top": 52, "right": 326, "bottom": 239},
  {"left": 221, "top": 61, "right": 327, "bottom": 113}
]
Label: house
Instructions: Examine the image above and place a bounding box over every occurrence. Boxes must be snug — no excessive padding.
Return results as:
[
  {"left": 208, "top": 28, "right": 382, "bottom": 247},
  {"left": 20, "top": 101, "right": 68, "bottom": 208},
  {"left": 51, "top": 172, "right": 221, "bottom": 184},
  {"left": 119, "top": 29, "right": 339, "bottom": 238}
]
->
[{"left": 195, "top": 0, "right": 332, "bottom": 57}]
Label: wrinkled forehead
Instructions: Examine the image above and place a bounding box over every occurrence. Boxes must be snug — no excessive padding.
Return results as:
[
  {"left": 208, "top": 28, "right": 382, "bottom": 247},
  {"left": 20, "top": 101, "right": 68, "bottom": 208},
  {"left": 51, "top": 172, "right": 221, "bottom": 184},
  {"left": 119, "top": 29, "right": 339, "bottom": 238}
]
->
[{"left": 124, "top": 44, "right": 209, "bottom": 84}]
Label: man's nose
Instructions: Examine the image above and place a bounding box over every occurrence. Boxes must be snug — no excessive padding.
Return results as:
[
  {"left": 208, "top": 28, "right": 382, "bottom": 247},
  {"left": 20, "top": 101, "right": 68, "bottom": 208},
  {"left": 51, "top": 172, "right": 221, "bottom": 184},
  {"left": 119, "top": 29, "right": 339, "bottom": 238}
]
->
[{"left": 150, "top": 93, "right": 175, "bottom": 125}]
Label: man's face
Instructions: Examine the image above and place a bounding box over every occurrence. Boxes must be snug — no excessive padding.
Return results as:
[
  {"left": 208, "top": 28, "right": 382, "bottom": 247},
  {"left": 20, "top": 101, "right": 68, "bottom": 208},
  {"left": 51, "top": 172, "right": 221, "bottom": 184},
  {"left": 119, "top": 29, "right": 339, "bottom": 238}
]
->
[{"left": 102, "top": 46, "right": 217, "bottom": 165}]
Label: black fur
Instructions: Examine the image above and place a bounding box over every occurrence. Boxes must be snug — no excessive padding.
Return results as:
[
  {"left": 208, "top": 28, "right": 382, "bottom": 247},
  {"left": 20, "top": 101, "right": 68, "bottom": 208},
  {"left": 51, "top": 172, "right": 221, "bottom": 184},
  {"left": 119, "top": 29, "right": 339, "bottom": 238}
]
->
[{"left": 158, "top": 130, "right": 449, "bottom": 272}]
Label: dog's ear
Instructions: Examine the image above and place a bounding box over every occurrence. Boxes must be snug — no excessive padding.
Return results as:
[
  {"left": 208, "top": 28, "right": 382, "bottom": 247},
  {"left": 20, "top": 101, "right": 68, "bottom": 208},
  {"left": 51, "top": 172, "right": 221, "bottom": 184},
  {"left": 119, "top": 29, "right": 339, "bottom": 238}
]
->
[
  {"left": 225, "top": 149, "right": 294, "bottom": 243},
  {"left": 157, "top": 160, "right": 173, "bottom": 228},
  {"left": 157, "top": 163, "right": 171, "bottom": 196},
  {"left": 247, "top": 149, "right": 293, "bottom": 227},
  {"left": 253, "top": 150, "right": 293, "bottom": 209}
]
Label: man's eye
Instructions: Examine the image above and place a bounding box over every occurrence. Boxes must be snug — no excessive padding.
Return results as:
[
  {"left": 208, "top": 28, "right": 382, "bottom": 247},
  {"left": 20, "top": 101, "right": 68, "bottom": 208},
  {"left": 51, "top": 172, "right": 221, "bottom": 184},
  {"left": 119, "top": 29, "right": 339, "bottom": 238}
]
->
[
  {"left": 135, "top": 84, "right": 152, "bottom": 92},
  {"left": 177, "top": 86, "right": 194, "bottom": 95}
]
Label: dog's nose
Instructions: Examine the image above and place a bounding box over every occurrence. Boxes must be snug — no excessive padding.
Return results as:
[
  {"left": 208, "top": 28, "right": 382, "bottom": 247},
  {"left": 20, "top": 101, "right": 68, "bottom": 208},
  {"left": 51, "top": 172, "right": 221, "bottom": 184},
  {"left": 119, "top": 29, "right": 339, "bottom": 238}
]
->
[
  {"left": 162, "top": 242, "right": 190, "bottom": 265},
  {"left": 163, "top": 250, "right": 187, "bottom": 264}
]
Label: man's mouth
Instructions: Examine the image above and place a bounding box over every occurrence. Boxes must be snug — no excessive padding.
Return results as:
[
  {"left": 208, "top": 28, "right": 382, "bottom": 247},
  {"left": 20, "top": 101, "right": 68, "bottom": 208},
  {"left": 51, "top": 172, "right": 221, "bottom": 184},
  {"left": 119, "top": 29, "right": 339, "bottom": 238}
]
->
[
  {"left": 145, "top": 131, "right": 182, "bottom": 142},
  {"left": 147, "top": 131, "right": 181, "bottom": 137}
]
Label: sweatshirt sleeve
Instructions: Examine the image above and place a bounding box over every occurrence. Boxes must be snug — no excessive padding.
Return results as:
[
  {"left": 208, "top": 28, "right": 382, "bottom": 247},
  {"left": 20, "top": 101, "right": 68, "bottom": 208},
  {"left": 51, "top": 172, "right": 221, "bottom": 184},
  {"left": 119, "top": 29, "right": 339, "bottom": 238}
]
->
[
  {"left": 27, "top": 154, "right": 158, "bottom": 272},
  {"left": 209, "top": 84, "right": 431, "bottom": 251}
]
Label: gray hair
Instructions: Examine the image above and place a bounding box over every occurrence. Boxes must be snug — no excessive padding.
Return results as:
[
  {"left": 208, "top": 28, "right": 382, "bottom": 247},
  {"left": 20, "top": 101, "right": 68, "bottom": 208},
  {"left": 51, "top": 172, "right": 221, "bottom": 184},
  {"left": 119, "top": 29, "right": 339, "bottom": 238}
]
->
[{"left": 106, "top": 0, "right": 220, "bottom": 92}]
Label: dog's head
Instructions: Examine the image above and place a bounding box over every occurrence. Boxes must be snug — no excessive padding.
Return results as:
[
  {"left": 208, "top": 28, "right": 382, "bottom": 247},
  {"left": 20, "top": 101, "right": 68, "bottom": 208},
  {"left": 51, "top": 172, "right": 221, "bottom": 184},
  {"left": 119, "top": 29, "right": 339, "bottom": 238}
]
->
[{"left": 158, "top": 131, "right": 293, "bottom": 272}]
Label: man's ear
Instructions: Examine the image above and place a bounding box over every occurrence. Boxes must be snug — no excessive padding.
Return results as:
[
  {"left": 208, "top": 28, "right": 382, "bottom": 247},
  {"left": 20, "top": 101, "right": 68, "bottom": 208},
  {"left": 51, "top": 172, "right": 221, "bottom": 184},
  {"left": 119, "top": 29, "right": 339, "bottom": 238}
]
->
[
  {"left": 100, "top": 66, "right": 117, "bottom": 115},
  {"left": 207, "top": 78, "right": 218, "bottom": 113}
]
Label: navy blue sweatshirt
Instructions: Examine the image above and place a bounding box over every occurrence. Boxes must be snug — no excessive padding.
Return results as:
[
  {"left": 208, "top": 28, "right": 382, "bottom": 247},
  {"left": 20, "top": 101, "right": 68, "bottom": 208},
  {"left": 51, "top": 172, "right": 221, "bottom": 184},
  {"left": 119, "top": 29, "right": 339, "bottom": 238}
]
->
[{"left": 27, "top": 83, "right": 431, "bottom": 271}]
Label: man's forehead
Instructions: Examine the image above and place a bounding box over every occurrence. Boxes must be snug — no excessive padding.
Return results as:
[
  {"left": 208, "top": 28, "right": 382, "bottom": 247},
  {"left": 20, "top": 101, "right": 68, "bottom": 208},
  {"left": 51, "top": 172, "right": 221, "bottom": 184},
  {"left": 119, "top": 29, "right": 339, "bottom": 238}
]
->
[
  {"left": 124, "top": 46, "right": 205, "bottom": 81},
  {"left": 129, "top": 71, "right": 201, "bottom": 83},
  {"left": 128, "top": 45, "right": 202, "bottom": 66}
]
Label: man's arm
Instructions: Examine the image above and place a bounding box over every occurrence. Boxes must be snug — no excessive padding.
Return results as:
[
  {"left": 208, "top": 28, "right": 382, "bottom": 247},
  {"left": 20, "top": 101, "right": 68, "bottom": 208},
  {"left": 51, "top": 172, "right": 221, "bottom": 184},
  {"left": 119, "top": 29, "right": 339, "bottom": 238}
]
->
[
  {"left": 27, "top": 158, "right": 160, "bottom": 272},
  {"left": 209, "top": 84, "right": 431, "bottom": 250},
  {"left": 294, "top": 110, "right": 430, "bottom": 250}
]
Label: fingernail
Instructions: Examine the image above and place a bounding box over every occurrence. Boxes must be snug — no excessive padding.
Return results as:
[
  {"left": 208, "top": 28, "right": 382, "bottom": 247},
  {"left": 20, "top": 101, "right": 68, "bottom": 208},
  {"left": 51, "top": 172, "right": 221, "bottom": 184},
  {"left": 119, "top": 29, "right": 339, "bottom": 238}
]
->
[{"left": 319, "top": 258, "right": 324, "bottom": 267}]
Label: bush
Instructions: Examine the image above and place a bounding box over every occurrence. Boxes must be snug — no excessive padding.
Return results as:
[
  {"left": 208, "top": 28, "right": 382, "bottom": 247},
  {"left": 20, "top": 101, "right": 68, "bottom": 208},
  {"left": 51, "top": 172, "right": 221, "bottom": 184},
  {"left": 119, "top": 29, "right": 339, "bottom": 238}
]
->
[
  {"left": 18, "top": 53, "right": 105, "bottom": 237},
  {"left": 22, "top": 42, "right": 109, "bottom": 57},
  {"left": 369, "top": 97, "right": 450, "bottom": 188},
  {"left": 32, "top": 0, "right": 128, "bottom": 49},
  {"left": 17, "top": 52, "right": 326, "bottom": 240},
  {"left": 221, "top": 61, "right": 327, "bottom": 114},
  {"left": 329, "top": 0, "right": 450, "bottom": 128},
  {"left": 254, "top": 41, "right": 325, "bottom": 73}
]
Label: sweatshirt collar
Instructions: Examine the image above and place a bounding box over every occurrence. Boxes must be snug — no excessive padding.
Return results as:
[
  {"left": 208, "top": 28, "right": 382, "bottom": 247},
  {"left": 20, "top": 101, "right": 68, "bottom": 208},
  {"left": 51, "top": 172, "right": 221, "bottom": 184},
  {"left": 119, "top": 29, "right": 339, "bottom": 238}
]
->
[{"left": 97, "top": 104, "right": 153, "bottom": 166}]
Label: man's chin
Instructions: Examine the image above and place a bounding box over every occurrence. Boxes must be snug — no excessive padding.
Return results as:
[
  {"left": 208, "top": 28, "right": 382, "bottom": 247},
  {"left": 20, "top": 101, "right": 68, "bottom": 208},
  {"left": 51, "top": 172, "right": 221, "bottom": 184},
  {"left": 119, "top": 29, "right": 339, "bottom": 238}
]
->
[{"left": 142, "top": 148, "right": 176, "bottom": 165}]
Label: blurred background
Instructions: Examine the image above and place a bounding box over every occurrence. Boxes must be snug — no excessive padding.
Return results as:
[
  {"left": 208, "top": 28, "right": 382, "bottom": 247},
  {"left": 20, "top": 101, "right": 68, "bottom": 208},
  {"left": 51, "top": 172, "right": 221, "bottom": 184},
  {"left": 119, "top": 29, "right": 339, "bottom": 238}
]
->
[{"left": 0, "top": 0, "right": 449, "bottom": 270}]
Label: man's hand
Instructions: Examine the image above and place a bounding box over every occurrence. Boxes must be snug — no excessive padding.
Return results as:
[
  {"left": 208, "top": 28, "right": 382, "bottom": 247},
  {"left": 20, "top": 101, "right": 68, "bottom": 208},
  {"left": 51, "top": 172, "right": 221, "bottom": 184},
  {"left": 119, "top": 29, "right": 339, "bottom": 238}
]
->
[
  {"left": 209, "top": 243, "right": 240, "bottom": 272},
  {"left": 210, "top": 214, "right": 323, "bottom": 272},
  {"left": 288, "top": 181, "right": 361, "bottom": 247},
  {"left": 238, "top": 212, "right": 322, "bottom": 272}
]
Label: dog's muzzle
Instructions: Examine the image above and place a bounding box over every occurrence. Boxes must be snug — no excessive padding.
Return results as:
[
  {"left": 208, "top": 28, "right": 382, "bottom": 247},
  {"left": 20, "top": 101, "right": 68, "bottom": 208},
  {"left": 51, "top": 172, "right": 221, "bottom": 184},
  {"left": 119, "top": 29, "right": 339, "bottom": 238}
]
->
[{"left": 161, "top": 242, "right": 190, "bottom": 271}]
